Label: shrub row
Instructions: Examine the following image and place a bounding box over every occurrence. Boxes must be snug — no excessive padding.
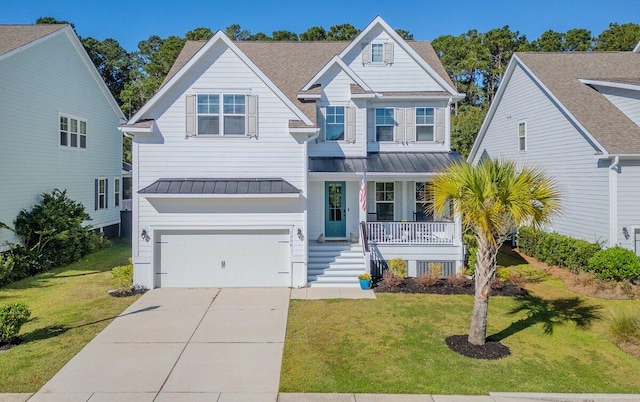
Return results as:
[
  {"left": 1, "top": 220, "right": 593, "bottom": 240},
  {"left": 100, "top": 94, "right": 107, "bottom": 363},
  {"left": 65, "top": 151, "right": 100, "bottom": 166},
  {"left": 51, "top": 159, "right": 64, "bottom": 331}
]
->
[
  {"left": 517, "top": 226, "right": 601, "bottom": 273},
  {"left": 0, "top": 190, "right": 108, "bottom": 287},
  {"left": 517, "top": 226, "right": 640, "bottom": 281}
]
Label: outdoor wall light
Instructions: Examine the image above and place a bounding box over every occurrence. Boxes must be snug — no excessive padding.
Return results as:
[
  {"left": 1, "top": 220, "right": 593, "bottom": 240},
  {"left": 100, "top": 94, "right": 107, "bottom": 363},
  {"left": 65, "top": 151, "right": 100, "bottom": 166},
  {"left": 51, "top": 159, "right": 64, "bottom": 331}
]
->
[
  {"left": 297, "top": 227, "right": 304, "bottom": 241},
  {"left": 141, "top": 229, "right": 150, "bottom": 242},
  {"left": 623, "top": 227, "right": 630, "bottom": 240}
]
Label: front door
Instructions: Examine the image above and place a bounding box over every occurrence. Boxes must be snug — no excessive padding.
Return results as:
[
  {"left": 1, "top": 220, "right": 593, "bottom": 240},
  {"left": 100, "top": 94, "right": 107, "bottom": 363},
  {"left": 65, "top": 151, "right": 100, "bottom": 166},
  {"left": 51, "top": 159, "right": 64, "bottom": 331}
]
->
[{"left": 325, "top": 181, "right": 346, "bottom": 238}]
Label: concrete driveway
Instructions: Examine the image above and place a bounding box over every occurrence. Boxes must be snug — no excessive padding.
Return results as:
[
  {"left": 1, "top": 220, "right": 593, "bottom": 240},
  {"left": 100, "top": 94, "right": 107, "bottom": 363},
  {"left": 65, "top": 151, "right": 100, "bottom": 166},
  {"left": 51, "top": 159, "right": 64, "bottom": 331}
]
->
[{"left": 33, "top": 287, "right": 290, "bottom": 402}]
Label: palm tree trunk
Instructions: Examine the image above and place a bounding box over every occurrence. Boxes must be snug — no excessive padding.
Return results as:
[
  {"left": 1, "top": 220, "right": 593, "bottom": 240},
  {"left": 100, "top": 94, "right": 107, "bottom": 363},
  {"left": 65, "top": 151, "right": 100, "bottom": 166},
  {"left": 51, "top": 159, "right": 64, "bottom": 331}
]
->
[{"left": 468, "top": 240, "right": 498, "bottom": 345}]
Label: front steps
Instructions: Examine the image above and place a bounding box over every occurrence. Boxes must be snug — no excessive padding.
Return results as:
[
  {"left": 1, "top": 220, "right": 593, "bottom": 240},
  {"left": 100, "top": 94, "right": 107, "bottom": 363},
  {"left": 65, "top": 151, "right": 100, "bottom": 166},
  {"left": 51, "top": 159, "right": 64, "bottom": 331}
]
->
[{"left": 307, "top": 242, "right": 366, "bottom": 287}]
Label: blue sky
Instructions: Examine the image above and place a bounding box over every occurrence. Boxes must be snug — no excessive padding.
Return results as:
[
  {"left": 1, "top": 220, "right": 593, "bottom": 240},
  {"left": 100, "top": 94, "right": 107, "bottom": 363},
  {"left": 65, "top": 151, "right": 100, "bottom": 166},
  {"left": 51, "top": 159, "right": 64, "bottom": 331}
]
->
[{"left": 2, "top": 0, "right": 638, "bottom": 51}]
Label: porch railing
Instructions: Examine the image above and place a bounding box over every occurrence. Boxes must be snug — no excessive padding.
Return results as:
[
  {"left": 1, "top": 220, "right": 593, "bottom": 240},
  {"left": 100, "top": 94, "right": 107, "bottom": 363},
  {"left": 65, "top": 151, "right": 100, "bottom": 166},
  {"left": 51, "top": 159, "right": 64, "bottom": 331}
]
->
[{"left": 366, "top": 221, "right": 456, "bottom": 245}]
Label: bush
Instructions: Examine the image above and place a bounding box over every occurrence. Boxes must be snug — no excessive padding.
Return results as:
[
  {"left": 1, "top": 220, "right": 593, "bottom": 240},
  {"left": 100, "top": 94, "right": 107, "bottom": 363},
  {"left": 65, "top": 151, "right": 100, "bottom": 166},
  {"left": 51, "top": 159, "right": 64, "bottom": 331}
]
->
[
  {"left": 382, "top": 270, "right": 403, "bottom": 287},
  {"left": 517, "top": 226, "right": 601, "bottom": 273},
  {"left": 112, "top": 259, "right": 133, "bottom": 290},
  {"left": 587, "top": 247, "right": 640, "bottom": 281},
  {"left": 0, "top": 189, "right": 109, "bottom": 285},
  {"left": 446, "top": 273, "right": 468, "bottom": 287},
  {"left": 416, "top": 273, "right": 439, "bottom": 287},
  {"left": 388, "top": 258, "right": 407, "bottom": 278},
  {"left": 0, "top": 303, "right": 31, "bottom": 345},
  {"left": 0, "top": 252, "right": 14, "bottom": 285}
]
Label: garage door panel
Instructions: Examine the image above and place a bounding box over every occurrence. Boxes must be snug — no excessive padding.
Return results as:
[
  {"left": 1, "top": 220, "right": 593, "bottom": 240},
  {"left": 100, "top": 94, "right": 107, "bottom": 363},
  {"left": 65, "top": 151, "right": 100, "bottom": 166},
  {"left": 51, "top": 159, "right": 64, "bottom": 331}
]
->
[{"left": 157, "top": 230, "right": 290, "bottom": 288}]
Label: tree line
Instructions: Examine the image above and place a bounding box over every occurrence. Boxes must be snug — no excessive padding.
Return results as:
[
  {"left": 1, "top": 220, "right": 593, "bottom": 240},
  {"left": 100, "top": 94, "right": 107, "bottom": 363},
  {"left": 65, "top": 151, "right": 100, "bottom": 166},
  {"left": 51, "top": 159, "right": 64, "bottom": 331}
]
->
[{"left": 35, "top": 17, "right": 640, "bottom": 160}]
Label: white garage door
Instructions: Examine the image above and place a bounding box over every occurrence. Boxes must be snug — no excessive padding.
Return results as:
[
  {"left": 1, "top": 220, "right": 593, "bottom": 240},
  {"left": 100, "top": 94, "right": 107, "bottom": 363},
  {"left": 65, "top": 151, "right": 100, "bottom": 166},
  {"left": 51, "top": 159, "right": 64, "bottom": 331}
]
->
[{"left": 156, "top": 230, "right": 291, "bottom": 287}]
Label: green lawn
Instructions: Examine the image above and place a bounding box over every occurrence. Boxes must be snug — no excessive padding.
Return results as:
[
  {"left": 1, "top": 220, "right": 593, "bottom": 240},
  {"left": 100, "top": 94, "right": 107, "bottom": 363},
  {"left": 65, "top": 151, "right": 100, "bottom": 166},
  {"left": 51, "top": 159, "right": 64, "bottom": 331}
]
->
[
  {"left": 0, "top": 240, "right": 139, "bottom": 392},
  {"left": 280, "top": 253, "right": 640, "bottom": 394}
]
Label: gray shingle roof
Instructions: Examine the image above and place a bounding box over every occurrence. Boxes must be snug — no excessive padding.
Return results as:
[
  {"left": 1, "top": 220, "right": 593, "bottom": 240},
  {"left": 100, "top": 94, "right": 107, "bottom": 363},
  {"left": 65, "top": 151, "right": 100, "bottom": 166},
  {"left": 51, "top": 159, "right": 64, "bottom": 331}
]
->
[
  {"left": 516, "top": 52, "right": 640, "bottom": 154},
  {"left": 309, "top": 152, "right": 461, "bottom": 173},
  {"left": 0, "top": 24, "right": 67, "bottom": 56},
  {"left": 139, "top": 178, "right": 301, "bottom": 195},
  {"left": 161, "top": 40, "right": 457, "bottom": 126}
]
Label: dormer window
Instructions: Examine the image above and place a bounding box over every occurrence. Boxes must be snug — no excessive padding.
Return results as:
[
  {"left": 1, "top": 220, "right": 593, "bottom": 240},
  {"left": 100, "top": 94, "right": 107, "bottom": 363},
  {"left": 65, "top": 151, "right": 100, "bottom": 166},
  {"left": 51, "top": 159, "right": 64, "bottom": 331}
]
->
[
  {"left": 325, "top": 106, "right": 345, "bottom": 141},
  {"left": 371, "top": 43, "right": 384, "bottom": 63}
]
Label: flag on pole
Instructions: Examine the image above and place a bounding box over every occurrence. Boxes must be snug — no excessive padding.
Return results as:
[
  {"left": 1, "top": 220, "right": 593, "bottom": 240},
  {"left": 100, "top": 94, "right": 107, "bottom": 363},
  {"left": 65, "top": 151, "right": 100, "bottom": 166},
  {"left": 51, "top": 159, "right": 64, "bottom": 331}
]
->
[{"left": 359, "top": 171, "right": 367, "bottom": 212}]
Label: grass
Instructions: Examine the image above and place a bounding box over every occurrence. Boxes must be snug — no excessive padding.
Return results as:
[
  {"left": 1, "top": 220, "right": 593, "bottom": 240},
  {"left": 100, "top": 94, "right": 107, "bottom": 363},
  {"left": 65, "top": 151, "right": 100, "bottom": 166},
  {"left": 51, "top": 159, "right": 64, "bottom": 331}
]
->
[
  {"left": 0, "top": 240, "right": 139, "bottom": 392},
  {"left": 280, "top": 252, "right": 640, "bottom": 394}
]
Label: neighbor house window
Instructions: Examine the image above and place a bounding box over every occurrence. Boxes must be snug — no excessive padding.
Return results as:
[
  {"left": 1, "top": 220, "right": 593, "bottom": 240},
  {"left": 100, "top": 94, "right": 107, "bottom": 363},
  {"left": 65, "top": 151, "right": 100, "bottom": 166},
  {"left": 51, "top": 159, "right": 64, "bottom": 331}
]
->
[
  {"left": 59, "top": 115, "right": 87, "bottom": 148},
  {"left": 197, "top": 94, "right": 246, "bottom": 135},
  {"left": 518, "top": 121, "right": 526, "bottom": 151},
  {"left": 415, "top": 182, "right": 434, "bottom": 221},
  {"left": 375, "top": 182, "right": 394, "bottom": 221},
  {"left": 416, "top": 108, "right": 435, "bottom": 141},
  {"left": 325, "top": 106, "right": 345, "bottom": 141},
  {"left": 114, "top": 178, "right": 120, "bottom": 207},
  {"left": 371, "top": 43, "right": 384, "bottom": 63},
  {"left": 375, "top": 108, "right": 394, "bottom": 142},
  {"left": 122, "top": 177, "right": 132, "bottom": 200},
  {"left": 96, "top": 178, "right": 107, "bottom": 210}
]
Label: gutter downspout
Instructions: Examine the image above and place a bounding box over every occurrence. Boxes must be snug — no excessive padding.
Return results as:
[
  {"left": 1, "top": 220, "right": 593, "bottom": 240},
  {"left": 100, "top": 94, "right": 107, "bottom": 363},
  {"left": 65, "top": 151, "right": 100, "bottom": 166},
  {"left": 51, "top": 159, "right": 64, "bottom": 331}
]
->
[{"left": 609, "top": 156, "right": 620, "bottom": 248}]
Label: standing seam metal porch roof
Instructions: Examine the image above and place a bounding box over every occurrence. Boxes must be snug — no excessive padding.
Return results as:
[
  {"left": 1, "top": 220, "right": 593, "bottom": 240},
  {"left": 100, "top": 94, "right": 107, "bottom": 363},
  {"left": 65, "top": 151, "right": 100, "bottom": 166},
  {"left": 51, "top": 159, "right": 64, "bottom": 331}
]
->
[
  {"left": 138, "top": 178, "right": 301, "bottom": 195},
  {"left": 309, "top": 152, "right": 461, "bottom": 173}
]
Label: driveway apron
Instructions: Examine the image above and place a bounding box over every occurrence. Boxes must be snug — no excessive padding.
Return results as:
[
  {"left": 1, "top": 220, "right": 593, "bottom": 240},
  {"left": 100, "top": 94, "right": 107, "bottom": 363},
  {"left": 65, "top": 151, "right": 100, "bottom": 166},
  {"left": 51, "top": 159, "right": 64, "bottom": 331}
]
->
[{"left": 33, "top": 287, "right": 290, "bottom": 401}]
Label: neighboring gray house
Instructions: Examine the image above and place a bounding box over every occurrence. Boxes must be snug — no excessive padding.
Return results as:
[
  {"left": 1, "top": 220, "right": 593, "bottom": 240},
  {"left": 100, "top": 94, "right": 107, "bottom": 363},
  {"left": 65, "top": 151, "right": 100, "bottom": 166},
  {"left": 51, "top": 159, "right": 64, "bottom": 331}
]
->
[
  {"left": 122, "top": 17, "right": 465, "bottom": 289},
  {"left": 0, "top": 25, "right": 125, "bottom": 248},
  {"left": 469, "top": 47, "right": 640, "bottom": 254}
]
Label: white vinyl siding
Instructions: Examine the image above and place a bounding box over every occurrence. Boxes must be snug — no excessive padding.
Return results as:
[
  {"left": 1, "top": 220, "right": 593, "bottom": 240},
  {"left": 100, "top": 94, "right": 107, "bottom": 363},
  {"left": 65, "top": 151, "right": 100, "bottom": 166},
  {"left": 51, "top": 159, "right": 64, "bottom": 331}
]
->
[
  {"left": 472, "top": 64, "right": 609, "bottom": 244},
  {"left": 616, "top": 161, "right": 640, "bottom": 250},
  {"left": 0, "top": 30, "right": 122, "bottom": 246},
  {"left": 596, "top": 86, "right": 640, "bottom": 127},
  {"left": 132, "top": 42, "right": 305, "bottom": 285},
  {"left": 344, "top": 26, "right": 443, "bottom": 91}
]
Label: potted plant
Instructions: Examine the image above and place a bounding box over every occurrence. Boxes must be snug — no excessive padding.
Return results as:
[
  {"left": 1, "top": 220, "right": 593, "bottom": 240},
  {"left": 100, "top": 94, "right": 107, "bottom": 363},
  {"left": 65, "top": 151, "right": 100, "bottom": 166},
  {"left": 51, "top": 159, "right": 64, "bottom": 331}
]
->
[{"left": 358, "top": 273, "right": 372, "bottom": 290}]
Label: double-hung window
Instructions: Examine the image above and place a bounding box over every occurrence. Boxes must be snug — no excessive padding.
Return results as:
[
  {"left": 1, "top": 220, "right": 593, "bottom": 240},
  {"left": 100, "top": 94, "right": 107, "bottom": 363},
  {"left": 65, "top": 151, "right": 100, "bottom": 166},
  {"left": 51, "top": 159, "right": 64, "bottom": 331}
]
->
[
  {"left": 371, "top": 43, "right": 384, "bottom": 63},
  {"left": 518, "top": 121, "right": 527, "bottom": 151},
  {"left": 96, "top": 178, "right": 107, "bottom": 210},
  {"left": 114, "top": 178, "right": 121, "bottom": 207},
  {"left": 416, "top": 108, "right": 435, "bottom": 142},
  {"left": 415, "top": 182, "right": 434, "bottom": 221},
  {"left": 197, "top": 94, "right": 246, "bottom": 135},
  {"left": 59, "top": 115, "right": 87, "bottom": 148},
  {"left": 325, "top": 106, "right": 345, "bottom": 141},
  {"left": 375, "top": 182, "right": 394, "bottom": 221},
  {"left": 375, "top": 108, "right": 395, "bottom": 142}
]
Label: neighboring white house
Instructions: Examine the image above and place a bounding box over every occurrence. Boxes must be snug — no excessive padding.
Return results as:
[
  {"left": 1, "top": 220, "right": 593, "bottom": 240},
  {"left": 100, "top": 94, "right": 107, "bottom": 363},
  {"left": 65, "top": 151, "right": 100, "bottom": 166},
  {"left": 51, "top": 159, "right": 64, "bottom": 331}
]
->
[
  {"left": 122, "top": 17, "right": 466, "bottom": 289},
  {"left": 469, "top": 47, "right": 640, "bottom": 255},
  {"left": 0, "top": 25, "right": 125, "bottom": 248}
]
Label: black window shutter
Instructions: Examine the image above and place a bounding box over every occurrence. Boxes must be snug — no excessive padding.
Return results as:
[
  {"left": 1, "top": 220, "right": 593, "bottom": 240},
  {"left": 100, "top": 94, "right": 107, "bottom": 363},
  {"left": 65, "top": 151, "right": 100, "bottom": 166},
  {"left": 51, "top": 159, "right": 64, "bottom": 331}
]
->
[
  {"left": 94, "top": 179, "right": 98, "bottom": 210},
  {"left": 105, "top": 179, "right": 108, "bottom": 209}
]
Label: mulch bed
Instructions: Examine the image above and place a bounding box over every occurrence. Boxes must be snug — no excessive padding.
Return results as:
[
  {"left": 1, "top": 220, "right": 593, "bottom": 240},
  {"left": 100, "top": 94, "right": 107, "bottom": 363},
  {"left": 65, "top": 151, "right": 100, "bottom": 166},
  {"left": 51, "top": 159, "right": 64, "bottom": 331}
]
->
[
  {"left": 373, "top": 277, "right": 528, "bottom": 297},
  {"left": 0, "top": 338, "right": 21, "bottom": 353},
  {"left": 445, "top": 335, "right": 511, "bottom": 359}
]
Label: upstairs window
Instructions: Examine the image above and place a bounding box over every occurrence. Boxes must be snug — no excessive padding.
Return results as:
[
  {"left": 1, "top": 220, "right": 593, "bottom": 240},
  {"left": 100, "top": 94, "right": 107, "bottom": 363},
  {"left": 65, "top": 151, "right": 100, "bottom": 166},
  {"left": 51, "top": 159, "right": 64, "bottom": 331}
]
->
[
  {"left": 518, "top": 121, "right": 527, "bottom": 151},
  {"left": 197, "top": 94, "right": 246, "bottom": 136},
  {"left": 325, "top": 106, "right": 345, "bottom": 141},
  {"left": 416, "top": 108, "right": 435, "bottom": 141},
  {"left": 371, "top": 43, "right": 384, "bottom": 63},
  {"left": 59, "top": 114, "right": 87, "bottom": 149},
  {"left": 375, "top": 108, "right": 395, "bottom": 142}
]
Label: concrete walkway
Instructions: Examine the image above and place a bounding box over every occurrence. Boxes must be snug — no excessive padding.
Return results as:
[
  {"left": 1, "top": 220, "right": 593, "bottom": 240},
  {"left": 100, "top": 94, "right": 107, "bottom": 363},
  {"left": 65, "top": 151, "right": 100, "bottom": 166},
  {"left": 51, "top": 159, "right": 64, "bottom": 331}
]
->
[{"left": 31, "top": 287, "right": 290, "bottom": 401}]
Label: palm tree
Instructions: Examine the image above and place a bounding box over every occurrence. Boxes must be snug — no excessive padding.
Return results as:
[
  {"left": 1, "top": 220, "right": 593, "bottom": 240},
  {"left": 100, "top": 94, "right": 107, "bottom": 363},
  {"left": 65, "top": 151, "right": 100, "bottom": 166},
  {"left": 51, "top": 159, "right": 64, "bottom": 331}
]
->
[{"left": 432, "top": 158, "right": 561, "bottom": 345}]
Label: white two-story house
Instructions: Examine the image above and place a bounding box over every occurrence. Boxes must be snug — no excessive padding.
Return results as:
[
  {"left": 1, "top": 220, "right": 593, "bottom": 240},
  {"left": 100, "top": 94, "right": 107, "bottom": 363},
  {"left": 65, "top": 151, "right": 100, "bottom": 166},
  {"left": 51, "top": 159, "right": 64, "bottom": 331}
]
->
[
  {"left": 122, "top": 17, "right": 465, "bottom": 288},
  {"left": 0, "top": 25, "right": 125, "bottom": 248}
]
